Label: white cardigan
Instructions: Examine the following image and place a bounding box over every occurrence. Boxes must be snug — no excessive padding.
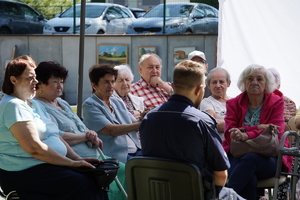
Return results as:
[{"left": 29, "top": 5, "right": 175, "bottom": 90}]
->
[{"left": 112, "top": 90, "right": 145, "bottom": 112}]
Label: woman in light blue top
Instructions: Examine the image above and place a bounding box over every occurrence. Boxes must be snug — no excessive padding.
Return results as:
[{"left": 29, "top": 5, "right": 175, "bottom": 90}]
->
[
  {"left": 34, "top": 61, "right": 102, "bottom": 158},
  {"left": 83, "top": 64, "right": 141, "bottom": 164},
  {"left": 34, "top": 61, "right": 126, "bottom": 200},
  {"left": 0, "top": 58, "right": 107, "bottom": 200}
]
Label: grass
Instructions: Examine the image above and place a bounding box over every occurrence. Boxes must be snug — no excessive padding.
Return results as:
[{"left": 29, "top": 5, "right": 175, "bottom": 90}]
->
[{"left": 71, "top": 105, "right": 77, "bottom": 113}]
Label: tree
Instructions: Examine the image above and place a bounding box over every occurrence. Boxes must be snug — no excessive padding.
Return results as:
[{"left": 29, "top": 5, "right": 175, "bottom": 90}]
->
[
  {"left": 190, "top": 0, "right": 219, "bottom": 9},
  {"left": 20, "top": 0, "right": 80, "bottom": 19},
  {"left": 90, "top": 0, "right": 105, "bottom": 2}
]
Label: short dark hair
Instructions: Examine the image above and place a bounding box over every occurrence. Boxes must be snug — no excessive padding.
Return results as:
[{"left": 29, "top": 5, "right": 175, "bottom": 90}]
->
[
  {"left": 2, "top": 59, "right": 36, "bottom": 94},
  {"left": 173, "top": 60, "right": 206, "bottom": 91},
  {"left": 35, "top": 61, "right": 68, "bottom": 89},
  {"left": 89, "top": 64, "right": 118, "bottom": 93}
]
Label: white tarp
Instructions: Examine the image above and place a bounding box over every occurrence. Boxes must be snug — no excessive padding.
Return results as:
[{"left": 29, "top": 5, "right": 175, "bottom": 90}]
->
[{"left": 217, "top": 0, "right": 300, "bottom": 107}]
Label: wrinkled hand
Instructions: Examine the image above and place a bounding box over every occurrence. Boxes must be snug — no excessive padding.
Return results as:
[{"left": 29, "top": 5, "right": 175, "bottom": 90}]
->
[
  {"left": 86, "top": 130, "right": 98, "bottom": 142},
  {"left": 91, "top": 138, "right": 103, "bottom": 149},
  {"left": 229, "top": 128, "right": 249, "bottom": 142},
  {"left": 139, "top": 108, "right": 151, "bottom": 121},
  {"left": 71, "top": 158, "right": 103, "bottom": 168},
  {"left": 86, "top": 130, "right": 103, "bottom": 149},
  {"left": 149, "top": 77, "right": 164, "bottom": 88}
]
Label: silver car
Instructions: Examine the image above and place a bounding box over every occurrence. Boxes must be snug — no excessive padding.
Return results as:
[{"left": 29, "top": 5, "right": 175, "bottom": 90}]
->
[
  {"left": 126, "top": 3, "right": 218, "bottom": 35},
  {"left": 43, "top": 3, "right": 136, "bottom": 34}
]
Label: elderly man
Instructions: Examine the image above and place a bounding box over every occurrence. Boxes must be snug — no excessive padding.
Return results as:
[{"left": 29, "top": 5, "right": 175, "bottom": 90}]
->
[
  {"left": 131, "top": 53, "right": 173, "bottom": 109},
  {"left": 140, "top": 60, "right": 244, "bottom": 200},
  {"left": 188, "top": 50, "right": 208, "bottom": 70},
  {"left": 188, "top": 50, "right": 211, "bottom": 98}
]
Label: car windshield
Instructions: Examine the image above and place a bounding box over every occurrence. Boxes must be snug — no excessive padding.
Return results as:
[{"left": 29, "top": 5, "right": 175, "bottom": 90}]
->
[
  {"left": 60, "top": 5, "right": 106, "bottom": 18},
  {"left": 144, "top": 4, "right": 194, "bottom": 18}
]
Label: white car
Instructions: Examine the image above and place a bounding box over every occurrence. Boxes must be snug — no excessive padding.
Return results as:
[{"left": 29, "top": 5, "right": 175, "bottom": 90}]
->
[{"left": 43, "top": 3, "right": 136, "bottom": 34}]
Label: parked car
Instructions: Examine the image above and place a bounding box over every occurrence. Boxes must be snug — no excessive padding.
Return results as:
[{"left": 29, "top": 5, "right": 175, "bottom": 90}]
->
[
  {"left": 129, "top": 7, "right": 147, "bottom": 18},
  {"left": 0, "top": 0, "right": 47, "bottom": 34},
  {"left": 126, "top": 3, "right": 218, "bottom": 35},
  {"left": 43, "top": 3, "right": 136, "bottom": 34}
]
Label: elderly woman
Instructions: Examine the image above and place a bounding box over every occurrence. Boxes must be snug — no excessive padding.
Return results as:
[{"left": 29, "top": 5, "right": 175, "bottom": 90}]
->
[
  {"left": 112, "top": 64, "right": 145, "bottom": 120},
  {"left": 0, "top": 59, "right": 107, "bottom": 199},
  {"left": 34, "top": 61, "right": 102, "bottom": 158},
  {"left": 200, "top": 68, "right": 231, "bottom": 139},
  {"left": 34, "top": 61, "right": 126, "bottom": 200},
  {"left": 268, "top": 68, "right": 299, "bottom": 199},
  {"left": 222, "top": 64, "right": 292, "bottom": 200},
  {"left": 268, "top": 68, "right": 297, "bottom": 123},
  {"left": 83, "top": 64, "right": 141, "bottom": 164}
]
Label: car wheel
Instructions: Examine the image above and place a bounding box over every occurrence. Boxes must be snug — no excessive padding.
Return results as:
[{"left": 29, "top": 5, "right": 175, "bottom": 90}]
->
[
  {"left": 0, "top": 27, "right": 12, "bottom": 34},
  {"left": 97, "top": 30, "right": 105, "bottom": 34},
  {"left": 185, "top": 30, "right": 193, "bottom": 34}
]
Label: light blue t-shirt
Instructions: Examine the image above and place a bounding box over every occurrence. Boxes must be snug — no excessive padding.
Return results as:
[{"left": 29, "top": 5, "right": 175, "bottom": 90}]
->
[{"left": 0, "top": 94, "right": 67, "bottom": 171}]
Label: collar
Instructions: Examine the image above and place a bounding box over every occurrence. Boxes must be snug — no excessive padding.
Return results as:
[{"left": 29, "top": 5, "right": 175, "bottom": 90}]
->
[
  {"left": 138, "top": 77, "right": 154, "bottom": 88},
  {"left": 168, "top": 94, "right": 195, "bottom": 107}
]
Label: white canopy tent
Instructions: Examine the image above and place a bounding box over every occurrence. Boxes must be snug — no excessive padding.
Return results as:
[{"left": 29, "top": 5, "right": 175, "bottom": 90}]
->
[{"left": 217, "top": 0, "right": 300, "bottom": 108}]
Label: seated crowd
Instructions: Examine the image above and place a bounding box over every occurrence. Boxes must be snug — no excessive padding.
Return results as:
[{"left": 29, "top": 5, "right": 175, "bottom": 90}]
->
[{"left": 0, "top": 52, "right": 298, "bottom": 200}]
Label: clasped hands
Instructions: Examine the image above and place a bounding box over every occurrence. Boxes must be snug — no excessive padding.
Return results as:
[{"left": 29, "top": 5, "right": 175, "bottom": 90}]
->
[
  {"left": 229, "top": 128, "right": 249, "bottom": 142},
  {"left": 86, "top": 130, "right": 103, "bottom": 149},
  {"left": 230, "top": 124, "right": 279, "bottom": 142}
]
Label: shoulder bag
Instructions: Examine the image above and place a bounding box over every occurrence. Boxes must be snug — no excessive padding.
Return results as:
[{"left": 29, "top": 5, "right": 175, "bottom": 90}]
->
[
  {"left": 69, "top": 158, "right": 119, "bottom": 191},
  {"left": 230, "top": 124, "right": 279, "bottom": 159}
]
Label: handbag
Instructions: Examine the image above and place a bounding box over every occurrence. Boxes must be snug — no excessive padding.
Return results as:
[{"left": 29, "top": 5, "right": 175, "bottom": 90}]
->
[
  {"left": 69, "top": 158, "right": 120, "bottom": 191},
  {"left": 230, "top": 125, "right": 279, "bottom": 159}
]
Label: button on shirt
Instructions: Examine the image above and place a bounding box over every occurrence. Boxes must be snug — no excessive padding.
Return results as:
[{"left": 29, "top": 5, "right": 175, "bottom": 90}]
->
[{"left": 131, "top": 78, "right": 171, "bottom": 109}]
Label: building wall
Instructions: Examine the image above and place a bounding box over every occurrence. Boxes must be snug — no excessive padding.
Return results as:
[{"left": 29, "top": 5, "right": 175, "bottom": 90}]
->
[{"left": 0, "top": 34, "right": 217, "bottom": 105}]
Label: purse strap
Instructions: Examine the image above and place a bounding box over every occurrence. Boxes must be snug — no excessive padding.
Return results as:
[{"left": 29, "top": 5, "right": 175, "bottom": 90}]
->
[{"left": 245, "top": 125, "right": 277, "bottom": 149}]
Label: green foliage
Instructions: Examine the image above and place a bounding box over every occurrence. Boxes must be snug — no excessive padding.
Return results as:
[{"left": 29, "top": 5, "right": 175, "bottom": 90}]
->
[
  {"left": 190, "top": 0, "right": 219, "bottom": 9},
  {"left": 90, "top": 0, "right": 105, "bottom": 2},
  {"left": 20, "top": 0, "right": 80, "bottom": 19}
]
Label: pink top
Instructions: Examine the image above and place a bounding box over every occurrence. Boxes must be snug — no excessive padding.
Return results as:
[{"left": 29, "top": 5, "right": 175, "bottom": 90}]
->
[{"left": 222, "top": 89, "right": 292, "bottom": 172}]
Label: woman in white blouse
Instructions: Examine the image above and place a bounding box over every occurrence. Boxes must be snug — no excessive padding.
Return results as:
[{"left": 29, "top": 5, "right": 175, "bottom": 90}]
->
[
  {"left": 112, "top": 64, "right": 146, "bottom": 120},
  {"left": 200, "top": 68, "right": 231, "bottom": 139}
]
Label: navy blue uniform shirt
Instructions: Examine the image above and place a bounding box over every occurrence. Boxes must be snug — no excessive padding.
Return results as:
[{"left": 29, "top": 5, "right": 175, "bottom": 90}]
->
[{"left": 140, "top": 94, "right": 230, "bottom": 180}]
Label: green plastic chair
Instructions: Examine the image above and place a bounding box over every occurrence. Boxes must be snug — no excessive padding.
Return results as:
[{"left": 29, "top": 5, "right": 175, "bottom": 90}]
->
[{"left": 126, "top": 156, "right": 205, "bottom": 200}]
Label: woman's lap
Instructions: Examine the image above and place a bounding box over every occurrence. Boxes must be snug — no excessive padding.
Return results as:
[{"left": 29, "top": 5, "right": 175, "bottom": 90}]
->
[
  {"left": 227, "top": 153, "right": 277, "bottom": 200},
  {"left": 0, "top": 163, "right": 107, "bottom": 200}
]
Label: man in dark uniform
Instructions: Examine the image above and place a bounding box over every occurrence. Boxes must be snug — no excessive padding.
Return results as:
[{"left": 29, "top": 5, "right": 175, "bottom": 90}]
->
[{"left": 139, "top": 60, "right": 244, "bottom": 200}]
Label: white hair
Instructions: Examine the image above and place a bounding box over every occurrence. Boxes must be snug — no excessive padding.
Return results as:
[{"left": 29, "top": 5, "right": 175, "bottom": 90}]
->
[
  {"left": 114, "top": 64, "right": 134, "bottom": 82},
  {"left": 237, "top": 64, "right": 276, "bottom": 93},
  {"left": 139, "top": 53, "right": 162, "bottom": 67}
]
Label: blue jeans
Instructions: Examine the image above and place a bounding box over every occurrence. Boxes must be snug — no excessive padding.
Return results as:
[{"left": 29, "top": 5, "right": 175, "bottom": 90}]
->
[{"left": 227, "top": 153, "right": 277, "bottom": 200}]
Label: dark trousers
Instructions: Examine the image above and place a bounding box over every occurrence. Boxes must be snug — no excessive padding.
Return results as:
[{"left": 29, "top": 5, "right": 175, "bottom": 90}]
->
[
  {"left": 0, "top": 163, "right": 108, "bottom": 200},
  {"left": 227, "top": 153, "right": 277, "bottom": 200}
]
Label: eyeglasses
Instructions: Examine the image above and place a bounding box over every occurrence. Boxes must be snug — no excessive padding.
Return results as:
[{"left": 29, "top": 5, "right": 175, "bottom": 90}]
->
[{"left": 197, "top": 60, "right": 207, "bottom": 64}]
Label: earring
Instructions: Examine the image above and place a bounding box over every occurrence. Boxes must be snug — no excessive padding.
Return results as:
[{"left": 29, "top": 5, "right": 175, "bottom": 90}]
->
[{"left": 40, "top": 90, "right": 43, "bottom": 94}]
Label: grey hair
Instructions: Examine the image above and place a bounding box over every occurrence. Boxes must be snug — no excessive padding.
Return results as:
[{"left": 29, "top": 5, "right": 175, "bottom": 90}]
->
[
  {"left": 114, "top": 64, "right": 134, "bottom": 82},
  {"left": 139, "top": 53, "right": 162, "bottom": 67},
  {"left": 268, "top": 67, "right": 281, "bottom": 87},
  {"left": 206, "top": 67, "right": 231, "bottom": 86},
  {"left": 237, "top": 64, "right": 276, "bottom": 93}
]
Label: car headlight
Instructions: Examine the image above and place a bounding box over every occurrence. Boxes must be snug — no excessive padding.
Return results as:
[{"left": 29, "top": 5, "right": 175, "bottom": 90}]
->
[
  {"left": 165, "top": 22, "right": 183, "bottom": 29},
  {"left": 44, "top": 24, "right": 52, "bottom": 31},
  {"left": 75, "top": 24, "right": 91, "bottom": 31}
]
